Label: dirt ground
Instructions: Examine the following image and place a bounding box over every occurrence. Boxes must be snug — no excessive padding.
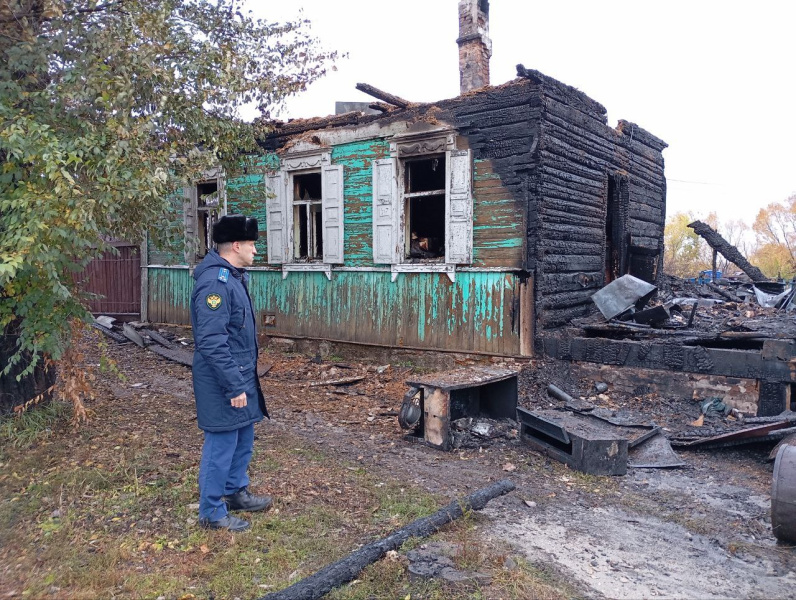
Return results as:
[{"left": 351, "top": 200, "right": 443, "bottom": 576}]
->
[{"left": 39, "top": 327, "right": 796, "bottom": 598}]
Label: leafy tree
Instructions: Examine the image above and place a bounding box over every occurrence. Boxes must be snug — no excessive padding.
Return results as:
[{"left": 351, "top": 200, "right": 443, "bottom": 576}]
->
[
  {"left": 664, "top": 212, "right": 706, "bottom": 278},
  {"left": 0, "top": 0, "right": 337, "bottom": 413},
  {"left": 749, "top": 242, "right": 795, "bottom": 280},
  {"left": 751, "top": 195, "right": 796, "bottom": 278},
  {"left": 665, "top": 211, "right": 756, "bottom": 280}
]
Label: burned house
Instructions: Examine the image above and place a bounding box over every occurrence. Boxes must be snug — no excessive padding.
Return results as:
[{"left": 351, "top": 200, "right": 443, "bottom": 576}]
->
[{"left": 143, "top": 0, "right": 667, "bottom": 361}]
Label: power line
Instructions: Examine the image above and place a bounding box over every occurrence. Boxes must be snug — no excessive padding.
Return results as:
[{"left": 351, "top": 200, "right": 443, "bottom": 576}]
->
[{"left": 667, "top": 178, "right": 725, "bottom": 186}]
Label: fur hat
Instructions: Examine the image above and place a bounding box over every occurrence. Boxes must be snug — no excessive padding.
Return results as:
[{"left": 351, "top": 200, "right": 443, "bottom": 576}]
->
[{"left": 212, "top": 214, "right": 259, "bottom": 244}]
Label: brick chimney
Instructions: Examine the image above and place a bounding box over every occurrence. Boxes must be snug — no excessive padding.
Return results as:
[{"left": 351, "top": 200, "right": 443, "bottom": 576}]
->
[{"left": 457, "top": 0, "right": 491, "bottom": 94}]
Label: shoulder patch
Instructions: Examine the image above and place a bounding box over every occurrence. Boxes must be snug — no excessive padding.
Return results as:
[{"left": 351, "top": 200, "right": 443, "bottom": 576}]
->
[
  {"left": 218, "top": 268, "right": 230, "bottom": 283},
  {"left": 206, "top": 293, "right": 222, "bottom": 310}
]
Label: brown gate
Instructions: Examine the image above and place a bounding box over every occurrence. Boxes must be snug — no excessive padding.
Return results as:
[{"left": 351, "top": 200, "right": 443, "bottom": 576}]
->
[{"left": 76, "top": 242, "right": 141, "bottom": 318}]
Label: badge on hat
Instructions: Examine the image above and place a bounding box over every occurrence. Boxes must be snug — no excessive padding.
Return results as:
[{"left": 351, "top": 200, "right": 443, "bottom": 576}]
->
[{"left": 206, "top": 293, "right": 222, "bottom": 310}]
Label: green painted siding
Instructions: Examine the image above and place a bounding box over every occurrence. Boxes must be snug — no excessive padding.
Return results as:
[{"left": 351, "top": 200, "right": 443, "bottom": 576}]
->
[
  {"left": 147, "top": 267, "right": 193, "bottom": 324},
  {"left": 146, "top": 267, "right": 521, "bottom": 355},
  {"left": 332, "top": 139, "right": 390, "bottom": 266},
  {"left": 225, "top": 155, "right": 276, "bottom": 266},
  {"left": 249, "top": 270, "right": 520, "bottom": 354},
  {"left": 146, "top": 142, "right": 528, "bottom": 355},
  {"left": 471, "top": 159, "right": 525, "bottom": 268}
]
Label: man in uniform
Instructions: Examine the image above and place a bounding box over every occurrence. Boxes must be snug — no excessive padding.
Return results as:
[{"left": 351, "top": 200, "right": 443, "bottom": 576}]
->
[{"left": 191, "top": 214, "right": 271, "bottom": 532}]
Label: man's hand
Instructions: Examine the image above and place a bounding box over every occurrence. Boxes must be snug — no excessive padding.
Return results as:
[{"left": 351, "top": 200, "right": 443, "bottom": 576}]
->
[{"left": 230, "top": 391, "right": 247, "bottom": 408}]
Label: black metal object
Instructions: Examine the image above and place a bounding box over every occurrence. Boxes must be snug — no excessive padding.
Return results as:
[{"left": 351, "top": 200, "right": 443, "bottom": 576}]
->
[
  {"left": 398, "top": 387, "right": 422, "bottom": 430},
  {"left": 546, "top": 384, "right": 575, "bottom": 404},
  {"left": 772, "top": 445, "right": 796, "bottom": 543},
  {"left": 517, "top": 407, "right": 628, "bottom": 475}
]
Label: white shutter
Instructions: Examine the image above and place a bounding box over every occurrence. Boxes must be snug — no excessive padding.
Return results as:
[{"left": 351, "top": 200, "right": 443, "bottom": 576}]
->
[
  {"left": 217, "top": 173, "right": 227, "bottom": 214},
  {"left": 445, "top": 149, "right": 473, "bottom": 264},
  {"left": 372, "top": 158, "right": 400, "bottom": 264},
  {"left": 183, "top": 185, "right": 197, "bottom": 265},
  {"left": 322, "top": 164, "right": 345, "bottom": 264},
  {"left": 265, "top": 171, "right": 289, "bottom": 264}
]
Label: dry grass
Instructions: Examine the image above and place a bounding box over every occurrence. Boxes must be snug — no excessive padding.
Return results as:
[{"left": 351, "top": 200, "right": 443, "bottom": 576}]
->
[{"left": 0, "top": 333, "right": 572, "bottom": 599}]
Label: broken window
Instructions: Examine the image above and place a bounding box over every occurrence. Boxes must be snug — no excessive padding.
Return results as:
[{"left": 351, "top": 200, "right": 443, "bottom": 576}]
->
[
  {"left": 196, "top": 180, "right": 221, "bottom": 259},
  {"left": 184, "top": 171, "right": 224, "bottom": 265},
  {"left": 372, "top": 145, "right": 473, "bottom": 266},
  {"left": 404, "top": 156, "right": 446, "bottom": 260},
  {"left": 292, "top": 172, "right": 323, "bottom": 261}
]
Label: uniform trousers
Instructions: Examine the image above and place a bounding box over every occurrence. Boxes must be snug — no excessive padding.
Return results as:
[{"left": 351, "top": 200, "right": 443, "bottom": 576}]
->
[{"left": 198, "top": 423, "right": 254, "bottom": 521}]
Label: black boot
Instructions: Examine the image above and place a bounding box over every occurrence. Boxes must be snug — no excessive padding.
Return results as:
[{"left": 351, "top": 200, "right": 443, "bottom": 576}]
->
[
  {"left": 225, "top": 487, "right": 273, "bottom": 512},
  {"left": 198, "top": 514, "right": 250, "bottom": 532}
]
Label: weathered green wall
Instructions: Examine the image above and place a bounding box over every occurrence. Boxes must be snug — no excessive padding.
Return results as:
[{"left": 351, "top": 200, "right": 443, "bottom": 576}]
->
[
  {"left": 331, "top": 139, "right": 390, "bottom": 266},
  {"left": 226, "top": 155, "right": 277, "bottom": 266},
  {"left": 147, "top": 267, "right": 192, "bottom": 324},
  {"left": 147, "top": 138, "right": 528, "bottom": 354},
  {"left": 472, "top": 158, "right": 525, "bottom": 268},
  {"left": 147, "top": 267, "right": 522, "bottom": 355}
]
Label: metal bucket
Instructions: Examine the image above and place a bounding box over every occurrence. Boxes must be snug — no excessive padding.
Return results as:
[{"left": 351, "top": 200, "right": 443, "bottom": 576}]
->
[{"left": 771, "top": 444, "right": 796, "bottom": 542}]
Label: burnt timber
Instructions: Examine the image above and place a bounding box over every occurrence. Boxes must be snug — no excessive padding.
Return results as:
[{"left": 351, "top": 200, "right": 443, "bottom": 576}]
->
[
  {"left": 260, "top": 480, "right": 515, "bottom": 600},
  {"left": 688, "top": 220, "right": 768, "bottom": 282}
]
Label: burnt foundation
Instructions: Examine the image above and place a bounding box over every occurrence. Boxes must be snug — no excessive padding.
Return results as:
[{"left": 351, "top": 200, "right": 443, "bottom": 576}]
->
[{"left": 542, "top": 335, "right": 796, "bottom": 417}]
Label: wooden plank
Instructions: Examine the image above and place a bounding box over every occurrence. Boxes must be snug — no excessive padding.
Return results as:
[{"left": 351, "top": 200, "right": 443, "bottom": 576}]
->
[
  {"left": 520, "top": 277, "right": 534, "bottom": 357},
  {"left": 423, "top": 387, "right": 450, "bottom": 448}
]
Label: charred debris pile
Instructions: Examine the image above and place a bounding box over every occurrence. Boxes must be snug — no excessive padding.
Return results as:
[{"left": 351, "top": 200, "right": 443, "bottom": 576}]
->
[{"left": 567, "top": 273, "right": 796, "bottom": 344}]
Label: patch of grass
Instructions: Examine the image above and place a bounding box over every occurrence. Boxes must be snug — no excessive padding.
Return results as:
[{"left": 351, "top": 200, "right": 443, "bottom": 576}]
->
[
  {"left": 286, "top": 445, "right": 327, "bottom": 463},
  {"left": 370, "top": 480, "right": 440, "bottom": 528},
  {"left": 491, "top": 557, "right": 576, "bottom": 600},
  {"left": 0, "top": 379, "right": 571, "bottom": 600},
  {"left": 0, "top": 400, "right": 71, "bottom": 448}
]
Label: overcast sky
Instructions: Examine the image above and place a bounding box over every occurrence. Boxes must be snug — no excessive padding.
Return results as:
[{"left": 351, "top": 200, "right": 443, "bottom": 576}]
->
[{"left": 251, "top": 1, "right": 796, "bottom": 227}]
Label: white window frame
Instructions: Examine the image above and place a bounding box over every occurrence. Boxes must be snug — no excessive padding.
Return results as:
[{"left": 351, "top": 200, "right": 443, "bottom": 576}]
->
[
  {"left": 372, "top": 131, "right": 473, "bottom": 282},
  {"left": 264, "top": 149, "right": 344, "bottom": 280}
]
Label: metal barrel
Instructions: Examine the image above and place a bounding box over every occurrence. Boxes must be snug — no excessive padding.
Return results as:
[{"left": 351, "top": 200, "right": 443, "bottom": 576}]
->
[{"left": 771, "top": 444, "right": 796, "bottom": 543}]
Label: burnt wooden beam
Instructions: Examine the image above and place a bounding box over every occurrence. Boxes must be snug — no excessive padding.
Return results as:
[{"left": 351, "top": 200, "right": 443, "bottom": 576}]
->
[
  {"left": 260, "top": 480, "right": 516, "bottom": 600},
  {"left": 706, "top": 282, "right": 736, "bottom": 302},
  {"left": 688, "top": 220, "right": 768, "bottom": 282},
  {"left": 368, "top": 102, "right": 391, "bottom": 113},
  {"left": 355, "top": 83, "right": 410, "bottom": 109}
]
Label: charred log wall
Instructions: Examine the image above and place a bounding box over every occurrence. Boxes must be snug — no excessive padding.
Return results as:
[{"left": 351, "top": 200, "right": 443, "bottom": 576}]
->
[
  {"left": 527, "top": 70, "right": 667, "bottom": 330},
  {"left": 262, "top": 80, "right": 541, "bottom": 271},
  {"left": 448, "top": 81, "right": 541, "bottom": 269}
]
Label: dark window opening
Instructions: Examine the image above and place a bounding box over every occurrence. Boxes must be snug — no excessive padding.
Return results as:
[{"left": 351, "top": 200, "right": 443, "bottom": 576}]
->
[
  {"left": 196, "top": 180, "right": 219, "bottom": 259},
  {"left": 292, "top": 172, "right": 323, "bottom": 260},
  {"left": 409, "top": 197, "right": 445, "bottom": 258},
  {"left": 405, "top": 157, "right": 445, "bottom": 192},
  {"left": 404, "top": 157, "right": 446, "bottom": 260},
  {"left": 605, "top": 174, "right": 628, "bottom": 283}
]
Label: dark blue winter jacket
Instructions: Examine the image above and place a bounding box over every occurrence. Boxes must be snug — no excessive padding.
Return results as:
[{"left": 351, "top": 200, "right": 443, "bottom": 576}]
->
[{"left": 190, "top": 250, "right": 268, "bottom": 432}]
